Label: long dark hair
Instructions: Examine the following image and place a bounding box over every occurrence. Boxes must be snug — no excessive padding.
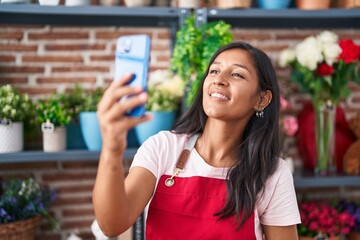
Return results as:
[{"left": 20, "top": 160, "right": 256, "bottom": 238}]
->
[{"left": 172, "top": 42, "right": 280, "bottom": 228}]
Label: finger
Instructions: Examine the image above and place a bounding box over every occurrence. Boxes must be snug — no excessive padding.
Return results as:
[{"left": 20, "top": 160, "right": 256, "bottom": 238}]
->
[
  {"left": 103, "top": 92, "right": 148, "bottom": 122},
  {"left": 109, "top": 73, "right": 134, "bottom": 90},
  {"left": 98, "top": 85, "right": 144, "bottom": 114}
]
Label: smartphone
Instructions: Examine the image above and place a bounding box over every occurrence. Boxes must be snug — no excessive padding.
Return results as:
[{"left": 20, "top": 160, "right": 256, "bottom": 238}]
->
[{"left": 114, "top": 34, "right": 151, "bottom": 117}]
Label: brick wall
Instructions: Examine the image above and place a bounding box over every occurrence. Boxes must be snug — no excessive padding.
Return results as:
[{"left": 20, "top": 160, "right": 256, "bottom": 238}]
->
[{"left": 1, "top": 25, "right": 360, "bottom": 239}]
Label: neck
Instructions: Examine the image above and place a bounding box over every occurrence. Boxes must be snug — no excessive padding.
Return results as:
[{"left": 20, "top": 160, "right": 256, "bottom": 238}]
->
[{"left": 195, "top": 120, "right": 244, "bottom": 168}]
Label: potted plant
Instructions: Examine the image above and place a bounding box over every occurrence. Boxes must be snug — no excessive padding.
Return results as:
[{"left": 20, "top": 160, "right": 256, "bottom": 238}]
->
[
  {"left": 78, "top": 87, "right": 106, "bottom": 151},
  {"left": 0, "top": 178, "right": 57, "bottom": 240},
  {"left": 36, "top": 95, "right": 72, "bottom": 152},
  {"left": 135, "top": 70, "right": 183, "bottom": 144},
  {"left": 298, "top": 200, "right": 355, "bottom": 240},
  {"left": 0, "top": 85, "right": 33, "bottom": 153},
  {"left": 170, "top": 14, "right": 233, "bottom": 107},
  {"left": 58, "top": 85, "right": 87, "bottom": 150},
  {"left": 336, "top": 200, "right": 360, "bottom": 240}
]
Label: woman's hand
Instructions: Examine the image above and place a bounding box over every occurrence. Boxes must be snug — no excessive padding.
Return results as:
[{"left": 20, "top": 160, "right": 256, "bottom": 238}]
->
[{"left": 97, "top": 73, "right": 152, "bottom": 154}]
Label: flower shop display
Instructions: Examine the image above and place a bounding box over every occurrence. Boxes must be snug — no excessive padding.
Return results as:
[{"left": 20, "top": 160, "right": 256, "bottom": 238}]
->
[
  {"left": 279, "top": 30, "right": 360, "bottom": 175},
  {"left": 343, "top": 112, "right": 360, "bottom": 176},
  {"left": 336, "top": 200, "right": 360, "bottom": 240},
  {"left": 0, "top": 178, "right": 57, "bottom": 240},
  {"left": 298, "top": 201, "right": 355, "bottom": 240},
  {"left": 135, "top": 70, "right": 183, "bottom": 144},
  {"left": 0, "top": 85, "right": 33, "bottom": 153},
  {"left": 36, "top": 95, "right": 72, "bottom": 152},
  {"left": 171, "top": 14, "right": 233, "bottom": 107},
  {"left": 78, "top": 87, "right": 105, "bottom": 151}
]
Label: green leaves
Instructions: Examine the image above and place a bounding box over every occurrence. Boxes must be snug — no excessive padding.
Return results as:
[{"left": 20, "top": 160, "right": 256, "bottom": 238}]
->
[{"left": 171, "top": 14, "right": 233, "bottom": 106}]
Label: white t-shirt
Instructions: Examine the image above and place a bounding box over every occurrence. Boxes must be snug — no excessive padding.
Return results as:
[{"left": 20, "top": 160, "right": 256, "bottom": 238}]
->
[{"left": 131, "top": 131, "right": 301, "bottom": 239}]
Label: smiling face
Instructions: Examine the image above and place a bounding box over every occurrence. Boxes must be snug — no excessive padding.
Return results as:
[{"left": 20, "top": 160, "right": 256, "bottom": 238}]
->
[{"left": 202, "top": 48, "right": 261, "bottom": 123}]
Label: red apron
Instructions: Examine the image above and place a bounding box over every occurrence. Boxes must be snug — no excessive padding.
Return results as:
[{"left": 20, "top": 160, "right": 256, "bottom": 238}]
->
[{"left": 146, "top": 174, "right": 256, "bottom": 239}]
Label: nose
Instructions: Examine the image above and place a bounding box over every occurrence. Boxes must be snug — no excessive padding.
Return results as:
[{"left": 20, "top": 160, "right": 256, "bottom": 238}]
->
[{"left": 213, "top": 74, "right": 228, "bottom": 86}]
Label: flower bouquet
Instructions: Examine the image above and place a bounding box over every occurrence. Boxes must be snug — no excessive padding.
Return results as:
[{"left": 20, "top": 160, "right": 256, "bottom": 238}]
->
[
  {"left": 0, "top": 178, "right": 57, "bottom": 239},
  {"left": 298, "top": 201, "right": 355, "bottom": 239},
  {"left": 279, "top": 30, "right": 360, "bottom": 175},
  {"left": 0, "top": 85, "right": 34, "bottom": 153}
]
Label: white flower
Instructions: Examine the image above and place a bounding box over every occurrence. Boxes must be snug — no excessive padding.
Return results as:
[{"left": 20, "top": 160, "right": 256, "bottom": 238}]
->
[
  {"left": 322, "top": 42, "right": 342, "bottom": 65},
  {"left": 278, "top": 48, "right": 296, "bottom": 67},
  {"left": 317, "top": 30, "right": 338, "bottom": 44},
  {"left": 295, "top": 36, "right": 323, "bottom": 70},
  {"left": 3, "top": 105, "right": 11, "bottom": 113}
]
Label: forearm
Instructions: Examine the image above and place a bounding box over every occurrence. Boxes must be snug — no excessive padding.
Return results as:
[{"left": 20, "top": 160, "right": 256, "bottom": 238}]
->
[{"left": 92, "top": 149, "right": 131, "bottom": 237}]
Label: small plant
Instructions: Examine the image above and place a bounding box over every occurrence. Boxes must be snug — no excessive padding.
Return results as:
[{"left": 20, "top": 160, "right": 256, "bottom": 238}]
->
[
  {"left": 0, "top": 85, "right": 33, "bottom": 123},
  {"left": 171, "top": 14, "right": 233, "bottom": 106},
  {"left": 58, "top": 84, "right": 85, "bottom": 120},
  {"left": 0, "top": 178, "right": 57, "bottom": 229},
  {"left": 146, "top": 70, "right": 183, "bottom": 112},
  {"left": 36, "top": 95, "right": 72, "bottom": 127},
  {"left": 79, "top": 87, "right": 106, "bottom": 112}
]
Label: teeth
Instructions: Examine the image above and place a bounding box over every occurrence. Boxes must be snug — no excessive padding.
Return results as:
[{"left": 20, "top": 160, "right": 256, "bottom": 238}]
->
[{"left": 210, "top": 92, "right": 229, "bottom": 100}]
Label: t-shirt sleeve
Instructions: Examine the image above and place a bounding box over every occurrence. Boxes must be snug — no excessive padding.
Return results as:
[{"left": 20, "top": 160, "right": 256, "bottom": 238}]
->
[
  {"left": 259, "top": 160, "right": 301, "bottom": 226},
  {"left": 130, "top": 133, "right": 160, "bottom": 179}
]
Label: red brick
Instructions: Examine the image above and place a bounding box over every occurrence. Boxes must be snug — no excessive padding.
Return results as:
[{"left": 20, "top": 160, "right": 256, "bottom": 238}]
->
[
  {"left": 95, "top": 29, "right": 153, "bottom": 39},
  {"left": 62, "top": 208, "right": 94, "bottom": 217},
  {"left": 0, "top": 162, "right": 58, "bottom": 170},
  {"left": 0, "top": 44, "right": 37, "bottom": 52},
  {"left": 90, "top": 55, "right": 115, "bottom": 62},
  {"left": 0, "top": 55, "right": 15, "bottom": 62},
  {"left": 156, "top": 55, "right": 170, "bottom": 62},
  {"left": 0, "top": 77, "right": 27, "bottom": 84},
  {"left": 157, "top": 31, "right": 171, "bottom": 39},
  {"left": 0, "top": 66, "right": 44, "bottom": 73},
  {"left": 62, "top": 161, "right": 98, "bottom": 169},
  {"left": 23, "top": 55, "right": 83, "bottom": 63},
  {"left": 42, "top": 172, "right": 96, "bottom": 182},
  {"left": 28, "top": 32, "right": 89, "bottom": 40},
  {"left": 52, "top": 66, "right": 109, "bottom": 73},
  {"left": 151, "top": 44, "right": 170, "bottom": 51},
  {"left": 45, "top": 43, "right": 106, "bottom": 51},
  {"left": 17, "top": 87, "right": 57, "bottom": 95},
  {"left": 61, "top": 219, "right": 94, "bottom": 230},
  {"left": 0, "top": 32, "right": 23, "bottom": 40},
  {"left": 53, "top": 196, "right": 92, "bottom": 207},
  {"left": 56, "top": 185, "right": 94, "bottom": 194},
  {"left": 37, "top": 77, "right": 96, "bottom": 84}
]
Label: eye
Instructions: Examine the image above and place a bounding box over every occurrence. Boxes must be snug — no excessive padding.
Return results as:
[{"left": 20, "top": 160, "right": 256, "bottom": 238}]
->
[
  {"left": 231, "top": 72, "right": 244, "bottom": 79},
  {"left": 209, "top": 69, "right": 219, "bottom": 75}
]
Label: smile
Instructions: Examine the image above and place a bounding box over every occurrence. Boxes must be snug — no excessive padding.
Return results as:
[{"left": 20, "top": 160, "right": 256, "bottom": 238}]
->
[{"left": 210, "top": 92, "right": 230, "bottom": 100}]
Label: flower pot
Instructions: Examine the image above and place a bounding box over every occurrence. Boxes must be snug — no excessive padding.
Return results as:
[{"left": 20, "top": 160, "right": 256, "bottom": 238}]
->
[
  {"left": 65, "top": 0, "right": 91, "bottom": 6},
  {"left": 124, "top": 0, "right": 152, "bottom": 7},
  {"left": 177, "top": 0, "right": 200, "bottom": 8},
  {"left": 38, "top": 0, "right": 60, "bottom": 5},
  {"left": 135, "top": 111, "right": 176, "bottom": 144},
  {"left": 79, "top": 112, "right": 102, "bottom": 151},
  {"left": 257, "top": 0, "right": 291, "bottom": 9},
  {"left": 296, "top": 0, "right": 331, "bottom": 9},
  {"left": 216, "top": 0, "right": 252, "bottom": 8},
  {"left": 66, "top": 120, "right": 86, "bottom": 150},
  {"left": 0, "top": 121, "right": 23, "bottom": 153},
  {"left": 0, "top": 216, "right": 41, "bottom": 240},
  {"left": 42, "top": 123, "right": 66, "bottom": 152},
  {"left": 99, "top": 0, "right": 120, "bottom": 5}
]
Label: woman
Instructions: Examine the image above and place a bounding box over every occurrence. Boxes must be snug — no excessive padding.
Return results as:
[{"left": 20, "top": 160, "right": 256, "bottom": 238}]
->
[{"left": 93, "top": 42, "right": 301, "bottom": 239}]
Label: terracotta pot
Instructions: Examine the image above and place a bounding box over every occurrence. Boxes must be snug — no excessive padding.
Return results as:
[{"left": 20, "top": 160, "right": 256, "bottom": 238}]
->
[
  {"left": 348, "top": 232, "right": 360, "bottom": 240},
  {"left": 296, "top": 0, "right": 331, "bottom": 9}
]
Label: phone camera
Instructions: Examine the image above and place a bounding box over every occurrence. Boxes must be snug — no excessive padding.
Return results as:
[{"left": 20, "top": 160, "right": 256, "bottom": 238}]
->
[{"left": 119, "top": 38, "right": 132, "bottom": 53}]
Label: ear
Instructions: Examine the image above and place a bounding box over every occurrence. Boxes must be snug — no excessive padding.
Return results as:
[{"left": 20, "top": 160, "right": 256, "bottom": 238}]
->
[{"left": 256, "top": 90, "right": 272, "bottom": 110}]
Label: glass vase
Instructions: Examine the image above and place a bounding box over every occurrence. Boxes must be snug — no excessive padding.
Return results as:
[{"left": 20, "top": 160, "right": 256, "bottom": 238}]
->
[{"left": 313, "top": 99, "right": 337, "bottom": 176}]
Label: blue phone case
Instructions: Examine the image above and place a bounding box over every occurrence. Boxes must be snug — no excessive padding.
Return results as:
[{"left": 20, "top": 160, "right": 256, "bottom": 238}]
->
[{"left": 114, "top": 34, "right": 151, "bottom": 117}]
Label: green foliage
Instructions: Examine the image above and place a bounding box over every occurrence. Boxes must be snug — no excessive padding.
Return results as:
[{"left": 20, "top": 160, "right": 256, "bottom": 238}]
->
[
  {"left": 171, "top": 14, "right": 233, "bottom": 105},
  {"left": 147, "top": 86, "right": 180, "bottom": 112},
  {"left": 36, "top": 95, "right": 72, "bottom": 127},
  {"left": 57, "top": 84, "right": 84, "bottom": 119},
  {"left": 79, "top": 87, "right": 106, "bottom": 112},
  {"left": 0, "top": 85, "right": 34, "bottom": 122}
]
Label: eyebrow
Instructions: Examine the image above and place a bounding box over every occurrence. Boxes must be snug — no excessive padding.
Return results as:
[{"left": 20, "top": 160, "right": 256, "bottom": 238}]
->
[{"left": 212, "top": 61, "right": 250, "bottom": 72}]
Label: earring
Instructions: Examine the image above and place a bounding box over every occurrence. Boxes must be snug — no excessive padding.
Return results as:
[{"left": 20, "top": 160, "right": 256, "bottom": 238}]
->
[{"left": 255, "top": 108, "right": 264, "bottom": 118}]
